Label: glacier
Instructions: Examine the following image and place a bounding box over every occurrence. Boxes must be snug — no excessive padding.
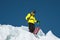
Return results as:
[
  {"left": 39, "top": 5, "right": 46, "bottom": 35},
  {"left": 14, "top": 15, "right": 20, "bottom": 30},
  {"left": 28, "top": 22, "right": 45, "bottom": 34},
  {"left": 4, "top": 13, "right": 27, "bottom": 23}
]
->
[{"left": 0, "top": 24, "right": 60, "bottom": 40}]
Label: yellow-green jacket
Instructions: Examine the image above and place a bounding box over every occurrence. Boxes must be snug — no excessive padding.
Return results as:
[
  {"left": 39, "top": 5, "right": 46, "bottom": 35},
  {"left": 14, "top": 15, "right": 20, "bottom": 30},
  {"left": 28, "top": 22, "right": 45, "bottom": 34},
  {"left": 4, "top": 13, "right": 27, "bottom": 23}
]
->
[{"left": 25, "top": 13, "right": 37, "bottom": 24}]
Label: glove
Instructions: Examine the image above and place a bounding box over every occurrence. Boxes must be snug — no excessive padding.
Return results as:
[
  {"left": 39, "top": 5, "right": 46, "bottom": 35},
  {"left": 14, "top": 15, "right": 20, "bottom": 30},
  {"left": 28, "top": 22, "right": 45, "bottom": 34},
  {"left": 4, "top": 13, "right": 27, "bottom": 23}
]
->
[{"left": 37, "top": 20, "right": 40, "bottom": 24}]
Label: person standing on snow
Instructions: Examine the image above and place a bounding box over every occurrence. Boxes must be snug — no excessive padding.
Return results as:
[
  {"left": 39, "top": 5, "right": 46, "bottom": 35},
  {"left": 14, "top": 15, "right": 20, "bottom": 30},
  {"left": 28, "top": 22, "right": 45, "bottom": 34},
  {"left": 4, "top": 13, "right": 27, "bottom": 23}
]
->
[{"left": 25, "top": 10, "right": 39, "bottom": 33}]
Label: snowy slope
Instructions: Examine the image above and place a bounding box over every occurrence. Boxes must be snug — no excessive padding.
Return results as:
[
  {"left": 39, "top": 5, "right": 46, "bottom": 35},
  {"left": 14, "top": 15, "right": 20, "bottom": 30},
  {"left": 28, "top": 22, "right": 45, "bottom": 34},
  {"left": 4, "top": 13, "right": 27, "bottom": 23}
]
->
[{"left": 0, "top": 24, "right": 60, "bottom": 40}]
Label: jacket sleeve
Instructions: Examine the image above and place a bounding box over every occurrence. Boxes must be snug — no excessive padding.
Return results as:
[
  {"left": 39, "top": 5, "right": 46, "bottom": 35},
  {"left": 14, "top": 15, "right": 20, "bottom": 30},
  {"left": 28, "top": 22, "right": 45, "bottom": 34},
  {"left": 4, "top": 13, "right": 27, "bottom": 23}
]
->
[
  {"left": 34, "top": 17, "right": 37, "bottom": 23},
  {"left": 25, "top": 13, "right": 30, "bottom": 20}
]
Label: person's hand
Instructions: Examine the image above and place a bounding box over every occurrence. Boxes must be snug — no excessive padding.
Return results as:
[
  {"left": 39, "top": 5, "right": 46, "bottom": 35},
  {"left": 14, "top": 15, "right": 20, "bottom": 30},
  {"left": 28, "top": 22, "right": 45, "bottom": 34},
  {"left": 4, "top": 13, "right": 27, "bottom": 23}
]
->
[{"left": 37, "top": 20, "right": 40, "bottom": 24}]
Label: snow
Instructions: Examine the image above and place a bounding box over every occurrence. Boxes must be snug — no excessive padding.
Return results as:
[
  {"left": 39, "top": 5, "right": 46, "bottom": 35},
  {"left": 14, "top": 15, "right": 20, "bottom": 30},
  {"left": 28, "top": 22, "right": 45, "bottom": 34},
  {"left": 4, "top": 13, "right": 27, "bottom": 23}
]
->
[{"left": 0, "top": 24, "right": 60, "bottom": 40}]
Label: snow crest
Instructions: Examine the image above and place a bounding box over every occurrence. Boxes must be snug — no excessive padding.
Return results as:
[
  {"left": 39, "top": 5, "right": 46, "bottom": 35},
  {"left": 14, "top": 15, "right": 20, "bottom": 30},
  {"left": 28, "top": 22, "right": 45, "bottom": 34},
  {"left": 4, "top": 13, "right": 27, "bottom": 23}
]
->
[{"left": 0, "top": 24, "right": 60, "bottom": 40}]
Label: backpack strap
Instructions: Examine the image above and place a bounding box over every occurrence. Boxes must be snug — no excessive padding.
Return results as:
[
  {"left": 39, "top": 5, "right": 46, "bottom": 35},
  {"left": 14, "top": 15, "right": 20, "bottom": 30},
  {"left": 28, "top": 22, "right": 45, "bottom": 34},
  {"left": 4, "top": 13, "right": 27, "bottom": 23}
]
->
[{"left": 27, "top": 13, "right": 32, "bottom": 21}]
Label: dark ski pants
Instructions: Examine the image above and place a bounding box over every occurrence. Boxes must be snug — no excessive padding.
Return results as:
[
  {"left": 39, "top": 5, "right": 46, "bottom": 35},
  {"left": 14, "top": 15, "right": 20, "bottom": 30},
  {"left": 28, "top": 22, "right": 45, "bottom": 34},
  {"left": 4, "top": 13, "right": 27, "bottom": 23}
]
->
[{"left": 28, "top": 23, "right": 35, "bottom": 33}]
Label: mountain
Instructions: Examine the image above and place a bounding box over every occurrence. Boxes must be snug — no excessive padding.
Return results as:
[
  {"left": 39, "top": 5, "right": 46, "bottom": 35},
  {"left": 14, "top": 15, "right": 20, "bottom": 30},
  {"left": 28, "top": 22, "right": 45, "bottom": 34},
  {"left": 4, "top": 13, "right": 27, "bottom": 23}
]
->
[{"left": 0, "top": 24, "right": 60, "bottom": 40}]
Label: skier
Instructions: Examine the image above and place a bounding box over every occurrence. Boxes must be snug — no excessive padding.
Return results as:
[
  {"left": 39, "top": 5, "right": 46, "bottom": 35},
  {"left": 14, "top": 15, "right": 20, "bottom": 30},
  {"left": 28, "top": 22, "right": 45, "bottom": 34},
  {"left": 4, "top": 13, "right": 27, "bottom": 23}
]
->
[{"left": 25, "top": 10, "right": 40, "bottom": 34}]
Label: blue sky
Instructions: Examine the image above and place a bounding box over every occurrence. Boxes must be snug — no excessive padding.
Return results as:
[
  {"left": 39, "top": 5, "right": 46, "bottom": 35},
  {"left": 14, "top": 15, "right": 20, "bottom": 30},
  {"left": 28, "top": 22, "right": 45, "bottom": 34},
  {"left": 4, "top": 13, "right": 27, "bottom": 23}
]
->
[{"left": 0, "top": 0, "right": 60, "bottom": 38}]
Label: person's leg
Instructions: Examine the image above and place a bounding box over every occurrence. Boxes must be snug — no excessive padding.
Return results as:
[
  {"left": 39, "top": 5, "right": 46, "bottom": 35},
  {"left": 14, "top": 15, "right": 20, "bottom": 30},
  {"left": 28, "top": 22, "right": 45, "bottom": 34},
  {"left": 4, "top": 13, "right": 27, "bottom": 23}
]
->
[
  {"left": 28, "top": 23, "right": 35, "bottom": 33},
  {"left": 28, "top": 23, "right": 32, "bottom": 32},
  {"left": 31, "top": 24, "right": 35, "bottom": 33},
  {"left": 28, "top": 23, "right": 31, "bottom": 32}
]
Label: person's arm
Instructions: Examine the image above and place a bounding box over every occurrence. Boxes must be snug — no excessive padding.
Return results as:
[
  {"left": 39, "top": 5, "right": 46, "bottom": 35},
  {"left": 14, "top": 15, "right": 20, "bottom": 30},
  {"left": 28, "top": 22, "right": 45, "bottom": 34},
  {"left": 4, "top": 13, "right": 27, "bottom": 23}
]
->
[
  {"left": 34, "top": 17, "right": 37, "bottom": 23},
  {"left": 34, "top": 18, "right": 40, "bottom": 24},
  {"left": 25, "top": 13, "right": 30, "bottom": 21}
]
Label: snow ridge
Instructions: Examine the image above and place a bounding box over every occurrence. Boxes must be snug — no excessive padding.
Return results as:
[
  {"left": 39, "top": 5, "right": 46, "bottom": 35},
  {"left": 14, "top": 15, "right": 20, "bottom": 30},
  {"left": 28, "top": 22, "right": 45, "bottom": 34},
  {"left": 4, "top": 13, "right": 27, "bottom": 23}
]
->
[{"left": 0, "top": 24, "right": 60, "bottom": 40}]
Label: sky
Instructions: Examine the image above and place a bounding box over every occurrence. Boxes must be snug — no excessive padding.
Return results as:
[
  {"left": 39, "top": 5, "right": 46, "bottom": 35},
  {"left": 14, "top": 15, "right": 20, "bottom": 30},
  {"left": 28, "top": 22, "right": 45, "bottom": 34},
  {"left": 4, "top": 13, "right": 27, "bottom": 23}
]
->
[{"left": 0, "top": 0, "right": 60, "bottom": 38}]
